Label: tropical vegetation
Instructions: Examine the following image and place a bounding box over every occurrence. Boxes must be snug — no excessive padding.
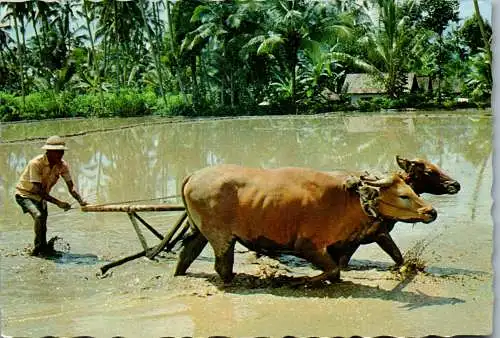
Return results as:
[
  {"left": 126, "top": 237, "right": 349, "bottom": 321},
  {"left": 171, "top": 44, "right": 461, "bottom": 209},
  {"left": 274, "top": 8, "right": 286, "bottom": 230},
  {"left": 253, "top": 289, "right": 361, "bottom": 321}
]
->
[{"left": 0, "top": 0, "right": 492, "bottom": 121}]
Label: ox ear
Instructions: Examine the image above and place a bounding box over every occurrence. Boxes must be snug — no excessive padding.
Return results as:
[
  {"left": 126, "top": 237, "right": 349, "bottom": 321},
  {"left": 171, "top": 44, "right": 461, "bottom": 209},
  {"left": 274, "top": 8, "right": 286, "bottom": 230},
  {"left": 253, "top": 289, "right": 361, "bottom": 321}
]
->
[
  {"left": 344, "top": 176, "right": 361, "bottom": 191},
  {"left": 396, "top": 155, "right": 411, "bottom": 171},
  {"left": 397, "top": 156, "right": 425, "bottom": 175},
  {"left": 359, "top": 185, "right": 380, "bottom": 218}
]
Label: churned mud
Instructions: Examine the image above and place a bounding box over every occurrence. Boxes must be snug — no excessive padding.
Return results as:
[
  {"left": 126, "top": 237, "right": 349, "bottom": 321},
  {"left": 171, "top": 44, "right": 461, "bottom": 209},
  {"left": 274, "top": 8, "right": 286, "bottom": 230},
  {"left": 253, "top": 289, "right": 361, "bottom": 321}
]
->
[{"left": 0, "top": 238, "right": 493, "bottom": 337}]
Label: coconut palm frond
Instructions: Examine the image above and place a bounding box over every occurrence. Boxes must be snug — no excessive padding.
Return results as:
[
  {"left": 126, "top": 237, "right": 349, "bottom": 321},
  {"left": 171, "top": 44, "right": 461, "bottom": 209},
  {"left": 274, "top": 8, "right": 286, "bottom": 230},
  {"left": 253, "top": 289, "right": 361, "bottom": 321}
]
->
[{"left": 257, "top": 35, "right": 284, "bottom": 55}]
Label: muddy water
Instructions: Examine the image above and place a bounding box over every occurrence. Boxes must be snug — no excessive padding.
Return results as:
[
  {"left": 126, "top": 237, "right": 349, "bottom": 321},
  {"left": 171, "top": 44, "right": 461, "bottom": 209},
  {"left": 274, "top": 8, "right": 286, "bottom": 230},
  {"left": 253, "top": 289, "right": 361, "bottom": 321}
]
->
[{"left": 0, "top": 111, "right": 493, "bottom": 336}]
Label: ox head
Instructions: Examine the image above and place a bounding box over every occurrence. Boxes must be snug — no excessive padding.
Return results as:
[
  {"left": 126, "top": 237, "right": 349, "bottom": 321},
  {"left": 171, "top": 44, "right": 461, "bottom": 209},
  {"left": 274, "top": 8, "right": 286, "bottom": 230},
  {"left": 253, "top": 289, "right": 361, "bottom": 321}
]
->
[
  {"left": 396, "top": 155, "right": 461, "bottom": 195},
  {"left": 358, "top": 173, "right": 437, "bottom": 224}
]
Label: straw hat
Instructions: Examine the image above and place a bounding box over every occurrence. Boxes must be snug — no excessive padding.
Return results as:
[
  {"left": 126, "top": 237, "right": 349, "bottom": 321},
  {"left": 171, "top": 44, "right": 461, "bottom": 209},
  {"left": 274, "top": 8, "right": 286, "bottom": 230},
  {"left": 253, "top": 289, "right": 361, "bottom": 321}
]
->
[{"left": 41, "top": 135, "right": 68, "bottom": 150}]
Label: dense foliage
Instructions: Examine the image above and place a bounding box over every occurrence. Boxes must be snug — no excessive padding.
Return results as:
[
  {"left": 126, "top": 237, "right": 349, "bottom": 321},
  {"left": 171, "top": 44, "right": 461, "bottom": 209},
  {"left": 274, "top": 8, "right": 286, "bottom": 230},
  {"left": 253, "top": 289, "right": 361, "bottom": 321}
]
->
[{"left": 0, "top": 0, "right": 492, "bottom": 121}]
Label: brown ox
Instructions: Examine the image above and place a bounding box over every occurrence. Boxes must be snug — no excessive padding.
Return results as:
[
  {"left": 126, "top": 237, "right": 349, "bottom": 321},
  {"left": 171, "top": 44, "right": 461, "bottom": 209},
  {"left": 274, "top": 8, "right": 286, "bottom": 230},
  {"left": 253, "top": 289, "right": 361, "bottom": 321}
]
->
[
  {"left": 396, "top": 155, "right": 460, "bottom": 196},
  {"left": 339, "top": 155, "right": 460, "bottom": 268},
  {"left": 174, "top": 165, "right": 437, "bottom": 284}
]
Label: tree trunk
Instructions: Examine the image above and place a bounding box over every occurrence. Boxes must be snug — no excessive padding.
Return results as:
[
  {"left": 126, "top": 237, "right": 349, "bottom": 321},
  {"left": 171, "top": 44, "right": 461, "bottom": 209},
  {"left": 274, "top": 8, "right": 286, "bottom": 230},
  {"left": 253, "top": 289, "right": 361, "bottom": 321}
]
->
[
  {"left": 103, "top": 32, "right": 109, "bottom": 81},
  {"left": 40, "top": 13, "right": 49, "bottom": 53},
  {"left": 113, "top": 0, "right": 122, "bottom": 88},
  {"left": 198, "top": 55, "right": 206, "bottom": 101},
  {"left": 64, "top": 2, "right": 72, "bottom": 54},
  {"left": 221, "top": 80, "right": 225, "bottom": 106},
  {"left": 166, "top": 0, "right": 187, "bottom": 103},
  {"left": 473, "top": 0, "right": 492, "bottom": 85},
  {"left": 30, "top": 11, "right": 44, "bottom": 71},
  {"left": 230, "top": 69, "right": 235, "bottom": 108},
  {"left": 83, "top": 0, "right": 104, "bottom": 107},
  {"left": 191, "top": 55, "right": 198, "bottom": 96},
  {"left": 437, "top": 33, "right": 443, "bottom": 105},
  {"left": 83, "top": 2, "right": 96, "bottom": 68},
  {"left": 138, "top": 0, "right": 168, "bottom": 108},
  {"left": 290, "top": 60, "right": 297, "bottom": 114},
  {"left": 12, "top": 14, "right": 25, "bottom": 110}
]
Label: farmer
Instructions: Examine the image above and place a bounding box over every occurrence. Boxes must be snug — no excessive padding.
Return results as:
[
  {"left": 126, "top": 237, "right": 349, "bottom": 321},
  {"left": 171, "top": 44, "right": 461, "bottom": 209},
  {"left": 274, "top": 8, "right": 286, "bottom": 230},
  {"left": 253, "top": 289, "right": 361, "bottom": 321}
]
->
[{"left": 15, "top": 135, "right": 88, "bottom": 256}]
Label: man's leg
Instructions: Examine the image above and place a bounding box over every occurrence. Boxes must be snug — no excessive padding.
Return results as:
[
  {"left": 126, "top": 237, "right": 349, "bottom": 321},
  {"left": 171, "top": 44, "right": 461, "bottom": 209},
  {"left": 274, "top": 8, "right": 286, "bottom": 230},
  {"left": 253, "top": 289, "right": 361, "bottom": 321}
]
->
[
  {"left": 34, "top": 204, "right": 49, "bottom": 254},
  {"left": 15, "top": 196, "right": 48, "bottom": 256}
]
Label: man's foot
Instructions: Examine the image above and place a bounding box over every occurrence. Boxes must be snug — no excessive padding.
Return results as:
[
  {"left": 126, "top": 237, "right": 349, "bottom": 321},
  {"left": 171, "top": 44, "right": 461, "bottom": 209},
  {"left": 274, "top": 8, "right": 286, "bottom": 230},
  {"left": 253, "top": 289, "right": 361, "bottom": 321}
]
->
[
  {"left": 40, "top": 247, "right": 62, "bottom": 257},
  {"left": 31, "top": 246, "right": 62, "bottom": 257}
]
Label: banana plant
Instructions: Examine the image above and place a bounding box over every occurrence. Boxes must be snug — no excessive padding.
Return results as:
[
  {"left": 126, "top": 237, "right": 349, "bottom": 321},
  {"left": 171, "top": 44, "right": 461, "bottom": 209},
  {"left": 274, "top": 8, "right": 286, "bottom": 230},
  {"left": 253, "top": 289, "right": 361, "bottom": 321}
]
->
[
  {"left": 0, "top": 12, "right": 13, "bottom": 70},
  {"left": 465, "top": 50, "right": 491, "bottom": 102}
]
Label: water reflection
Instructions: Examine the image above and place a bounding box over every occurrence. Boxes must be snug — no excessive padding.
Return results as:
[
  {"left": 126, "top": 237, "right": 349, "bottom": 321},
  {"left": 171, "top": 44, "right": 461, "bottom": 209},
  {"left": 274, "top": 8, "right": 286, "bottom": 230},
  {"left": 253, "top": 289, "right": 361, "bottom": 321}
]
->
[
  {"left": 1, "top": 113, "right": 492, "bottom": 231},
  {"left": 43, "top": 252, "right": 103, "bottom": 266},
  {"left": 0, "top": 112, "right": 493, "bottom": 337}
]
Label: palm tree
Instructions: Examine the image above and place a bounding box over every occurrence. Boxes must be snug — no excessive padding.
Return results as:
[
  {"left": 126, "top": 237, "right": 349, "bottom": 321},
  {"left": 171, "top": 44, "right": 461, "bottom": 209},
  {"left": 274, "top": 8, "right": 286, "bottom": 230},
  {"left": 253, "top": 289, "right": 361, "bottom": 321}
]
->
[
  {"left": 472, "top": 0, "right": 492, "bottom": 88},
  {"left": 167, "top": 0, "right": 189, "bottom": 101},
  {"left": 51, "top": 0, "right": 80, "bottom": 59},
  {"left": 243, "top": 0, "right": 353, "bottom": 112},
  {"left": 244, "top": 0, "right": 308, "bottom": 112},
  {"left": 419, "top": 0, "right": 459, "bottom": 103},
  {"left": 3, "top": 2, "right": 30, "bottom": 106},
  {"left": 178, "top": 1, "right": 226, "bottom": 104},
  {"left": 179, "top": 0, "right": 262, "bottom": 108},
  {"left": 75, "top": 0, "right": 107, "bottom": 107},
  {"left": 24, "top": 1, "right": 44, "bottom": 72},
  {"left": 35, "top": 0, "right": 57, "bottom": 51},
  {"left": 360, "top": 0, "right": 420, "bottom": 98},
  {"left": 95, "top": 0, "right": 145, "bottom": 88},
  {"left": 78, "top": 0, "right": 97, "bottom": 69},
  {"left": 138, "top": 0, "right": 167, "bottom": 107},
  {"left": 0, "top": 12, "right": 13, "bottom": 69}
]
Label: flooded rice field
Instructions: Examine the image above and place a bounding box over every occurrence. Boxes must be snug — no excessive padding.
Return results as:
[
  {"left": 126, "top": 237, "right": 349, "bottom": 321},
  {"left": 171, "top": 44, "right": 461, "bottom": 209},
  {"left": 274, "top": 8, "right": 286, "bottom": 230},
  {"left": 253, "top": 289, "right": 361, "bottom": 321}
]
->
[{"left": 0, "top": 111, "right": 494, "bottom": 337}]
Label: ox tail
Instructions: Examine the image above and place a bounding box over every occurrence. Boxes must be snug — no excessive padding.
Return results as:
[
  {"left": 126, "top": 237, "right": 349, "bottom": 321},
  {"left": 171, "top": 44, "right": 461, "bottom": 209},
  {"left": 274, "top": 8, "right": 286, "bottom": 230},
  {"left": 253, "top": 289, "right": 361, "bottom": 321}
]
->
[
  {"left": 178, "top": 174, "right": 202, "bottom": 245},
  {"left": 174, "top": 174, "right": 209, "bottom": 276}
]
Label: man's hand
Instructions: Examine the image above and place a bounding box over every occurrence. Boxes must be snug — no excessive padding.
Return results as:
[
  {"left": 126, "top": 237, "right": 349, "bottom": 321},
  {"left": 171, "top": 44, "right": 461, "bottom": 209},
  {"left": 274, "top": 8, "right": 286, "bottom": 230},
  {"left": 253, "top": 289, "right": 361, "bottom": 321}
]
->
[{"left": 58, "top": 201, "right": 72, "bottom": 211}]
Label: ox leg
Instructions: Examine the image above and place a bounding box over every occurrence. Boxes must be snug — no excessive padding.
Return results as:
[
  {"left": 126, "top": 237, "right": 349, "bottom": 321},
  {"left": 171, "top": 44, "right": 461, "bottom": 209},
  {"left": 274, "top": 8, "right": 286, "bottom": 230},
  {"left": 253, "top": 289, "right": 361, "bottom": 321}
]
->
[
  {"left": 339, "top": 244, "right": 360, "bottom": 269},
  {"left": 294, "top": 242, "right": 341, "bottom": 285},
  {"left": 174, "top": 229, "right": 208, "bottom": 276},
  {"left": 375, "top": 232, "right": 404, "bottom": 267},
  {"left": 328, "top": 240, "right": 360, "bottom": 274},
  {"left": 213, "top": 239, "right": 236, "bottom": 284},
  {"left": 293, "top": 252, "right": 341, "bottom": 286}
]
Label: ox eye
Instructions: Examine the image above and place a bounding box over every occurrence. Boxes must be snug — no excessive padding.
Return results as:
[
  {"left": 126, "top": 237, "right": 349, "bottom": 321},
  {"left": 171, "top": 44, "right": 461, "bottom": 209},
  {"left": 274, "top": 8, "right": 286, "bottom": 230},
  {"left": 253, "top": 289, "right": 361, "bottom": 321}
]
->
[{"left": 399, "top": 195, "right": 410, "bottom": 200}]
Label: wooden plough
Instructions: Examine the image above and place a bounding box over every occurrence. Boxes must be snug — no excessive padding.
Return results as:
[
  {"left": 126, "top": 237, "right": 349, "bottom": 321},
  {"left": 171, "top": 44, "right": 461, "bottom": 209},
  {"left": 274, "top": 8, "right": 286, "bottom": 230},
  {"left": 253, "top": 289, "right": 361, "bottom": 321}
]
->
[{"left": 81, "top": 203, "right": 189, "bottom": 274}]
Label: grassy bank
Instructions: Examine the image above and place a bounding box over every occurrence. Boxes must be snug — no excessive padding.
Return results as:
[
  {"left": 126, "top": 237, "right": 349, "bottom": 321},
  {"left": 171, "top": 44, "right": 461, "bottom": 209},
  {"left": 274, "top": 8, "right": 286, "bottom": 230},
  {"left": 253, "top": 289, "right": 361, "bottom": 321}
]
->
[{"left": 0, "top": 90, "right": 490, "bottom": 122}]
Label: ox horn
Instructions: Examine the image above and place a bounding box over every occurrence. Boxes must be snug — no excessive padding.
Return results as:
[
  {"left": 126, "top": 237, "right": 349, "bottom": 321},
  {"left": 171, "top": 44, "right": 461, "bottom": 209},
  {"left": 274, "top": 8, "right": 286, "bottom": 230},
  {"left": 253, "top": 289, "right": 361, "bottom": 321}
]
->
[{"left": 361, "top": 175, "right": 395, "bottom": 188}]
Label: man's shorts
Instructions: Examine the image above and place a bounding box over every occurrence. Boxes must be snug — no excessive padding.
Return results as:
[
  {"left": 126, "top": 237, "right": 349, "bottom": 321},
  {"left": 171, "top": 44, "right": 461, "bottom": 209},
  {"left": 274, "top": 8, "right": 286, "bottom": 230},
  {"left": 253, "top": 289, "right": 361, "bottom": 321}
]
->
[{"left": 15, "top": 195, "right": 47, "bottom": 214}]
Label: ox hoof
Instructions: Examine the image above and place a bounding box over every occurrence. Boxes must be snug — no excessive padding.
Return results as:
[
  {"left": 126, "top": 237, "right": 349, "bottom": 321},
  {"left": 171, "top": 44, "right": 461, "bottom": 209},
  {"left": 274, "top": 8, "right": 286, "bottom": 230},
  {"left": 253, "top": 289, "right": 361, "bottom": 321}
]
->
[
  {"left": 390, "top": 262, "right": 404, "bottom": 272},
  {"left": 173, "top": 267, "right": 188, "bottom": 276},
  {"left": 220, "top": 273, "right": 235, "bottom": 286},
  {"left": 287, "top": 276, "right": 308, "bottom": 287},
  {"left": 289, "top": 277, "right": 328, "bottom": 288},
  {"left": 327, "top": 276, "right": 341, "bottom": 283}
]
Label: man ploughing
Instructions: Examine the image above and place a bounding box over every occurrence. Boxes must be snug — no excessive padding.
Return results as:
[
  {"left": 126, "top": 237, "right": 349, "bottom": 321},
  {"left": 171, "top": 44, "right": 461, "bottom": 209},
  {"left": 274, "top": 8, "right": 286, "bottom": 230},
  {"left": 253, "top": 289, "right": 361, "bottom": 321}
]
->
[{"left": 15, "top": 135, "right": 88, "bottom": 256}]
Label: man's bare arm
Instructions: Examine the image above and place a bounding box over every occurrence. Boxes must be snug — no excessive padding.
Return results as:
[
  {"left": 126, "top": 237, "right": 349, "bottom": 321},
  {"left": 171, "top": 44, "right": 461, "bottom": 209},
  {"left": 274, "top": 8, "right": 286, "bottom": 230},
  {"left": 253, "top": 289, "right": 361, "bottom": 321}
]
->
[
  {"left": 33, "top": 182, "right": 71, "bottom": 210},
  {"left": 65, "top": 180, "right": 88, "bottom": 206}
]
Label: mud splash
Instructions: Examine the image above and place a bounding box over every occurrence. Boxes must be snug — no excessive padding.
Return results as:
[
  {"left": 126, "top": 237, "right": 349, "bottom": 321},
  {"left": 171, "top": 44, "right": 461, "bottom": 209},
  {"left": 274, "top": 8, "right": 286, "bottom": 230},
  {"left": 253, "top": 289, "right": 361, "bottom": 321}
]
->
[
  {"left": 47, "top": 236, "right": 71, "bottom": 253},
  {"left": 1, "top": 237, "right": 103, "bottom": 266}
]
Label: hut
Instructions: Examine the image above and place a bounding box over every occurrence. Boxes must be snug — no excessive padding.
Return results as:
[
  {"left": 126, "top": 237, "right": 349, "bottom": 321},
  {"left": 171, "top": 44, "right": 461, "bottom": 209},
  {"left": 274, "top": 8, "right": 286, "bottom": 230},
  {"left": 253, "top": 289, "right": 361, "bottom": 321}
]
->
[{"left": 343, "top": 73, "right": 420, "bottom": 103}]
